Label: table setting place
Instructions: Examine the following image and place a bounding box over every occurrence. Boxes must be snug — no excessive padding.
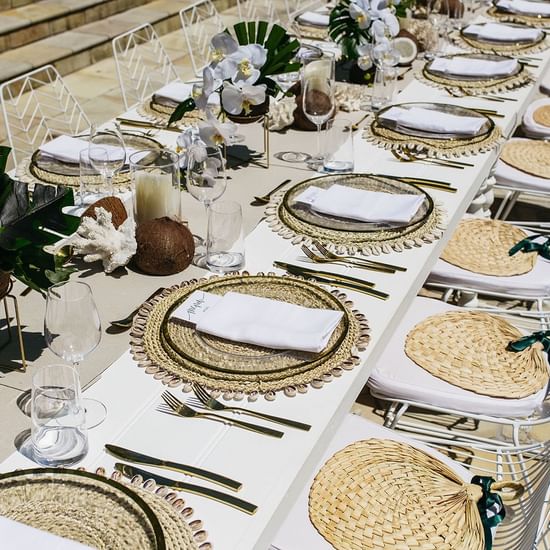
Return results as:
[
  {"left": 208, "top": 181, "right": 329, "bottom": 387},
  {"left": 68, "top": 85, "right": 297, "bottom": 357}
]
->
[{"left": 1, "top": 2, "right": 550, "bottom": 549}]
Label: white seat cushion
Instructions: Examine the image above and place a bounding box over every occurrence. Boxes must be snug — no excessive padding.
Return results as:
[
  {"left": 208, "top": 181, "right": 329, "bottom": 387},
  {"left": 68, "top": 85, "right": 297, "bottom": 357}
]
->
[
  {"left": 270, "top": 413, "right": 470, "bottom": 550},
  {"left": 368, "top": 297, "right": 547, "bottom": 417},
  {"left": 522, "top": 98, "right": 550, "bottom": 138},
  {"left": 428, "top": 254, "right": 550, "bottom": 298}
]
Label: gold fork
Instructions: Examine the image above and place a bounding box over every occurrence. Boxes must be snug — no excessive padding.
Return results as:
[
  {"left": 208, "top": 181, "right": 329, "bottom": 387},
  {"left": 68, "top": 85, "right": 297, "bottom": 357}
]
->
[
  {"left": 301, "top": 245, "right": 396, "bottom": 273},
  {"left": 159, "top": 392, "right": 284, "bottom": 438}
]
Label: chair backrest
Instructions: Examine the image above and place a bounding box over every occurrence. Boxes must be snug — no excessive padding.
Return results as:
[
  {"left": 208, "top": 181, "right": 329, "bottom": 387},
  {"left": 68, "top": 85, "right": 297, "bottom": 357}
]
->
[
  {"left": 112, "top": 23, "right": 178, "bottom": 110},
  {"left": 236, "top": 0, "right": 281, "bottom": 25},
  {"left": 0, "top": 64, "right": 91, "bottom": 166},
  {"left": 179, "top": 0, "right": 224, "bottom": 78}
]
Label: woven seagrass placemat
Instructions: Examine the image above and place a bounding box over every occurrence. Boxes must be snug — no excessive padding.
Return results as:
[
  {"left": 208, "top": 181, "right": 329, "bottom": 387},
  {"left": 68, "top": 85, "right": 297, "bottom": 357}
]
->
[
  {"left": 130, "top": 273, "right": 370, "bottom": 400},
  {"left": 532, "top": 104, "right": 550, "bottom": 127},
  {"left": 454, "top": 27, "right": 548, "bottom": 54},
  {"left": 405, "top": 310, "right": 548, "bottom": 398},
  {"left": 309, "top": 438, "right": 491, "bottom": 550},
  {"left": 500, "top": 139, "right": 550, "bottom": 179},
  {"left": 440, "top": 218, "right": 536, "bottom": 276},
  {"left": 487, "top": 5, "right": 550, "bottom": 27}
]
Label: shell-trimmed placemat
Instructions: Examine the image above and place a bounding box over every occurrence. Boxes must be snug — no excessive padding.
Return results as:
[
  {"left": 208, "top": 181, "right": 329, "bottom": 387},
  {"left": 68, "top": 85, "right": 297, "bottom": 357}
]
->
[
  {"left": 500, "top": 139, "right": 550, "bottom": 179},
  {"left": 130, "top": 273, "right": 370, "bottom": 401},
  {"left": 486, "top": 5, "right": 550, "bottom": 27},
  {"left": 440, "top": 218, "right": 536, "bottom": 276},
  {"left": 364, "top": 116, "right": 502, "bottom": 159},
  {"left": 0, "top": 467, "right": 210, "bottom": 550},
  {"left": 453, "top": 27, "right": 549, "bottom": 54},
  {"left": 416, "top": 57, "right": 533, "bottom": 95},
  {"left": 265, "top": 175, "right": 446, "bottom": 256},
  {"left": 532, "top": 105, "right": 550, "bottom": 127},
  {"left": 405, "top": 310, "right": 549, "bottom": 398},
  {"left": 292, "top": 22, "right": 329, "bottom": 39},
  {"left": 136, "top": 98, "right": 215, "bottom": 128},
  {"left": 309, "top": 438, "right": 523, "bottom": 550}
]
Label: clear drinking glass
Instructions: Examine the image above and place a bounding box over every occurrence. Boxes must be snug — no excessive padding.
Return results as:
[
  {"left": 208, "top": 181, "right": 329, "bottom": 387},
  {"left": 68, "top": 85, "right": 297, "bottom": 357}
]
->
[
  {"left": 427, "top": 0, "right": 450, "bottom": 53},
  {"left": 130, "top": 149, "right": 181, "bottom": 226},
  {"left": 79, "top": 149, "right": 102, "bottom": 207},
  {"left": 31, "top": 363, "right": 88, "bottom": 466},
  {"left": 302, "top": 53, "right": 335, "bottom": 169},
  {"left": 206, "top": 201, "right": 245, "bottom": 273},
  {"left": 371, "top": 66, "right": 393, "bottom": 112},
  {"left": 88, "top": 131, "right": 126, "bottom": 196},
  {"left": 323, "top": 119, "right": 354, "bottom": 173},
  {"left": 44, "top": 281, "right": 105, "bottom": 428}
]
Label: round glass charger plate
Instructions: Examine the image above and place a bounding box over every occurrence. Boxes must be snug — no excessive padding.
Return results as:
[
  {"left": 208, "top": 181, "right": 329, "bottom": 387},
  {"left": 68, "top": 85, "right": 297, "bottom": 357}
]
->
[
  {"left": 424, "top": 52, "right": 523, "bottom": 82},
  {"left": 375, "top": 102, "right": 494, "bottom": 141},
  {"left": 282, "top": 173, "right": 433, "bottom": 234},
  {"left": 490, "top": 0, "right": 550, "bottom": 19},
  {"left": 28, "top": 132, "right": 163, "bottom": 188},
  {"left": 459, "top": 22, "right": 546, "bottom": 50},
  {"left": 161, "top": 275, "right": 349, "bottom": 376},
  {"left": 0, "top": 468, "right": 166, "bottom": 550}
]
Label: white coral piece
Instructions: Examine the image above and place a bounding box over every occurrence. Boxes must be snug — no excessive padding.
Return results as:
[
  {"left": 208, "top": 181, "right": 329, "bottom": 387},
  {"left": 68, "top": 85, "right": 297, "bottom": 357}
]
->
[
  {"left": 268, "top": 97, "right": 295, "bottom": 131},
  {"left": 69, "top": 207, "right": 137, "bottom": 273}
]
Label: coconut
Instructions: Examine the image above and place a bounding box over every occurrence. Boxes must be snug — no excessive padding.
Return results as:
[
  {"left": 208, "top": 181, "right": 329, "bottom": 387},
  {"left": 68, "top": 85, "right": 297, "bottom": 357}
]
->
[
  {"left": 134, "top": 217, "right": 194, "bottom": 275},
  {"left": 82, "top": 197, "right": 128, "bottom": 229}
]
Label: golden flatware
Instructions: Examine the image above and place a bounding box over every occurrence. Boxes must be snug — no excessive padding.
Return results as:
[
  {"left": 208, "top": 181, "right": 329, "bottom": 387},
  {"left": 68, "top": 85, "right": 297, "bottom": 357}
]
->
[
  {"left": 301, "top": 244, "right": 396, "bottom": 273},
  {"left": 251, "top": 179, "right": 292, "bottom": 205},
  {"left": 109, "top": 287, "right": 165, "bottom": 330},
  {"left": 116, "top": 117, "right": 182, "bottom": 133},
  {"left": 392, "top": 149, "right": 466, "bottom": 169},
  {"left": 347, "top": 112, "right": 371, "bottom": 131}
]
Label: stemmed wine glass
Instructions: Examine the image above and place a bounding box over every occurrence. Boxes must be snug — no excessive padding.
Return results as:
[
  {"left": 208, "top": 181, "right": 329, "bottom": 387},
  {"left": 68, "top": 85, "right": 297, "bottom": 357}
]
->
[
  {"left": 88, "top": 131, "right": 126, "bottom": 196},
  {"left": 44, "top": 281, "right": 106, "bottom": 428},
  {"left": 186, "top": 146, "right": 227, "bottom": 265},
  {"left": 427, "top": 0, "right": 450, "bottom": 55},
  {"left": 302, "top": 53, "right": 335, "bottom": 169}
]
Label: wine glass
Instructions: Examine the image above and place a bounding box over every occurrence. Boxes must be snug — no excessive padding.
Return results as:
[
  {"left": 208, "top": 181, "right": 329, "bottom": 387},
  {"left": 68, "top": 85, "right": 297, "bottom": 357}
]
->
[
  {"left": 427, "top": 0, "right": 450, "bottom": 54},
  {"left": 186, "top": 146, "right": 227, "bottom": 265},
  {"left": 44, "top": 281, "right": 106, "bottom": 428},
  {"left": 302, "top": 53, "right": 335, "bottom": 169},
  {"left": 88, "top": 131, "right": 126, "bottom": 196}
]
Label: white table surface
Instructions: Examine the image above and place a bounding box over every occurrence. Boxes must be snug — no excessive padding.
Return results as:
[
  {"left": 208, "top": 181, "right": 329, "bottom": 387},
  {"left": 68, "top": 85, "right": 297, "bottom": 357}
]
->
[{"left": 1, "top": 25, "right": 549, "bottom": 550}]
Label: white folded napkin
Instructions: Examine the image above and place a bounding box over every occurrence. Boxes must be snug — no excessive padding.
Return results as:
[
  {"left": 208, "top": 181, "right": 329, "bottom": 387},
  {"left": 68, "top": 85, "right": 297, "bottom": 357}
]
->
[
  {"left": 153, "top": 82, "right": 194, "bottom": 103},
  {"left": 497, "top": 0, "right": 550, "bottom": 15},
  {"left": 173, "top": 291, "right": 343, "bottom": 353},
  {"left": 465, "top": 22, "right": 542, "bottom": 42},
  {"left": 295, "top": 184, "right": 425, "bottom": 223},
  {"left": 297, "top": 11, "right": 330, "bottom": 26},
  {"left": 430, "top": 56, "right": 518, "bottom": 77},
  {"left": 39, "top": 135, "right": 137, "bottom": 164},
  {"left": 380, "top": 106, "right": 485, "bottom": 135},
  {"left": 0, "top": 516, "right": 93, "bottom": 549}
]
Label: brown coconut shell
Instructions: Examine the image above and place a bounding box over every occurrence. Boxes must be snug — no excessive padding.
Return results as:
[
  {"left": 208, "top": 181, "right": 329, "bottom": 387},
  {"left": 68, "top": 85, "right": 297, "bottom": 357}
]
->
[
  {"left": 397, "top": 29, "right": 421, "bottom": 53},
  {"left": 134, "top": 217, "right": 194, "bottom": 276},
  {"left": 82, "top": 197, "right": 128, "bottom": 229},
  {"left": 290, "top": 82, "right": 335, "bottom": 131}
]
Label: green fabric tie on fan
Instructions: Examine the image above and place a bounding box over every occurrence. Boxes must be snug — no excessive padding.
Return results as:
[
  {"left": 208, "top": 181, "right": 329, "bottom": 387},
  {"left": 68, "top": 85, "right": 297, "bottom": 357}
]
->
[
  {"left": 508, "top": 329, "right": 550, "bottom": 358},
  {"left": 471, "top": 476, "right": 506, "bottom": 550},
  {"left": 508, "top": 234, "right": 550, "bottom": 260}
]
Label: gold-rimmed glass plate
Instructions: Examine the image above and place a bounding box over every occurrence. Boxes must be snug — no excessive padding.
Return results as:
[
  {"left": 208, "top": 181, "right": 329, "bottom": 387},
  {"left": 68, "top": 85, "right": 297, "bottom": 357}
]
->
[
  {"left": 460, "top": 22, "right": 546, "bottom": 46},
  {"left": 375, "top": 102, "right": 494, "bottom": 140},
  {"left": 0, "top": 468, "right": 166, "bottom": 550},
  {"left": 492, "top": 0, "right": 550, "bottom": 18},
  {"left": 424, "top": 53, "right": 523, "bottom": 81},
  {"left": 282, "top": 173, "right": 433, "bottom": 233},
  {"left": 160, "top": 275, "right": 350, "bottom": 377}
]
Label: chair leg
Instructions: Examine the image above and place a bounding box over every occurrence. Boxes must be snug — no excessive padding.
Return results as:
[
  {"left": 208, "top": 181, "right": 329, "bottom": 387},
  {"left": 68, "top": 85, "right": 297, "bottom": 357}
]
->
[
  {"left": 500, "top": 190, "right": 520, "bottom": 221},
  {"left": 383, "top": 401, "right": 409, "bottom": 429}
]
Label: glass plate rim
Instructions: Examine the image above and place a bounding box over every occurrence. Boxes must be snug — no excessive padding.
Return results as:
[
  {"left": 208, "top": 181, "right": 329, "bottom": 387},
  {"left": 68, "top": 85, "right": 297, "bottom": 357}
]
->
[{"left": 459, "top": 21, "right": 547, "bottom": 45}]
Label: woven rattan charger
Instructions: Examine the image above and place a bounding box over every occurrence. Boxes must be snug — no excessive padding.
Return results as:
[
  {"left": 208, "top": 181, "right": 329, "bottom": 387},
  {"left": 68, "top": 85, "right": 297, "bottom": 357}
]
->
[
  {"left": 532, "top": 104, "right": 550, "bottom": 127},
  {"left": 441, "top": 218, "right": 537, "bottom": 276},
  {"left": 500, "top": 139, "right": 550, "bottom": 179},
  {"left": 309, "top": 438, "right": 523, "bottom": 550}
]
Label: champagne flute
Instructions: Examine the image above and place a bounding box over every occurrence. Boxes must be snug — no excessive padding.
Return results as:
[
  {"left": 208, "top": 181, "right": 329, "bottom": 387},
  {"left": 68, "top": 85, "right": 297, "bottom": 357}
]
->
[
  {"left": 427, "top": 0, "right": 450, "bottom": 54},
  {"left": 302, "top": 53, "right": 335, "bottom": 169},
  {"left": 44, "top": 281, "right": 106, "bottom": 428},
  {"left": 186, "top": 146, "right": 227, "bottom": 265},
  {"left": 88, "top": 131, "right": 126, "bottom": 196}
]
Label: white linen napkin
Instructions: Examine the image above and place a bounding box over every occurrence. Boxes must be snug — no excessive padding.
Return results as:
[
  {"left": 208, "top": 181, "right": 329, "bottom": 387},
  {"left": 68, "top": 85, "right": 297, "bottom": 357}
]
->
[
  {"left": 295, "top": 184, "right": 425, "bottom": 223},
  {"left": 39, "top": 135, "right": 137, "bottom": 164},
  {"left": 465, "top": 22, "right": 542, "bottom": 42},
  {"left": 380, "top": 106, "right": 485, "bottom": 135},
  {"left": 173, "top": 290, "right": 343, "bottom": 353},
  {"left": 297, "top": 11, "right": 330, "bottom": 27},
  {"left": 153, "top": 82, "right": 194, "bottom": 103},
  {"left": 430, "top": 56, "right": 518, "bottom": 77},
  {"left": 497, "top": 0, "right": 550, "bottom": 15}
]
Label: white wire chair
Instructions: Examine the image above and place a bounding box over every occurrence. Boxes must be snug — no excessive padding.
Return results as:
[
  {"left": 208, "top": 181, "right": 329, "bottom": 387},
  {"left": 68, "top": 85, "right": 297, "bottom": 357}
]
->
[
  {"left": 0, "top": 64, "right": 91, "bottom": 166},
  {"left": 112, "top": 23, "right": 179, "bottom": 110},
  {"left": 284, "top": 0, "right": 324, "bottom": 25},
  {"left": 179, "top": 0, "right": 225, "bottom": 78},
  {"left": 368, "top": 296, "right": 550, "bottom": 448},
  {"left": 236, "top": 0, "right": 282, "bottom": 25}
]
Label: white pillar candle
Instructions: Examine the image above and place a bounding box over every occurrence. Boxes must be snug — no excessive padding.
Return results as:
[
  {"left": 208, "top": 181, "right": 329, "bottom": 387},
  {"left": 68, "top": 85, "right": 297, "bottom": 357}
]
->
[{"left": 134, "top": 170, "right": 179, "bottom": 225}]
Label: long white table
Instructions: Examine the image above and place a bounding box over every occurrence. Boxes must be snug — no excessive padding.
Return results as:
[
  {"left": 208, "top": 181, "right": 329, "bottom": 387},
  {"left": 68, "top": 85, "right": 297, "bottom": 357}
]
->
[{"left": 1, "top": 30, "right": 549, "bottom": 550}]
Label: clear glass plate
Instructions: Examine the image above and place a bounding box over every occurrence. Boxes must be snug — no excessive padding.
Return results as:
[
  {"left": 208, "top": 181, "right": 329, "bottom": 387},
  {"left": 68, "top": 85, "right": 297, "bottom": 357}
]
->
[
  {"left": 460, "top": 22, "right": 546, "bottom": 45},
  {"left": 425, "top": 53, "right": 523, "bottom": 81}
]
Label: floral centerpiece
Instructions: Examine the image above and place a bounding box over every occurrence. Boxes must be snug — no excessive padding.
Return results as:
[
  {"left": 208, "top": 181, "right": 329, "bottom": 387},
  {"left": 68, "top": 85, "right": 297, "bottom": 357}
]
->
[{"left": 168, "top": 21, "right": 300, "bottom": 148}]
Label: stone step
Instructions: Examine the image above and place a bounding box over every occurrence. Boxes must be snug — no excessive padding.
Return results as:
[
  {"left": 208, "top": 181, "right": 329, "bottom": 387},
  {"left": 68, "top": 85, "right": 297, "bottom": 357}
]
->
[
  {"left": 0, "top": 0, "right": 35, "bottom": 9},
  {"left": 0, "top": 0, "right": 159, "bottom": 54}
]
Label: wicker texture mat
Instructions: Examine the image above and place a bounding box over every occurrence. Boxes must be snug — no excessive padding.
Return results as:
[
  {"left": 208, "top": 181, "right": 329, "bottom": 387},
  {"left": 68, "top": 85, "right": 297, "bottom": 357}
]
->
[
  {"left": 440, "top": 219, "right": 536, "bottom": 276},
  {"left": 533, "top": 105, "right": 550, "bottom": 127},
  {"left": 405, "top": 311, "right": 548, "bottom": 398},
  {"left": 500, "top": 139, "right": 550, "bottom": 179}
]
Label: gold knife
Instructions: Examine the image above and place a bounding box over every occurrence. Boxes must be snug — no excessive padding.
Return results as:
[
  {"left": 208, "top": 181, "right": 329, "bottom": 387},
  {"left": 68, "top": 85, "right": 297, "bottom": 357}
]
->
[{"left": 115, "top": 463, "right": 258, "bottom": 515}]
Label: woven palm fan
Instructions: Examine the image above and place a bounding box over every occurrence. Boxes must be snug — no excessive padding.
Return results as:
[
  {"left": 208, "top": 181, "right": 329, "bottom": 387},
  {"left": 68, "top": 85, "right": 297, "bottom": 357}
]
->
[
  {"left": 500, "top": 140, "right": 550, "bottom": 179},
  {"left": 533, "top": 105, "right": 550, "bottom": 128},
  {"left": 405, "top": 310, "right": 548, "bottom": 398},
  {"left": 440, "top": 219, "right": 536, "bottom": 276},
  {"left": 309, "top": 438, "right": 523, "bottom": 550}
]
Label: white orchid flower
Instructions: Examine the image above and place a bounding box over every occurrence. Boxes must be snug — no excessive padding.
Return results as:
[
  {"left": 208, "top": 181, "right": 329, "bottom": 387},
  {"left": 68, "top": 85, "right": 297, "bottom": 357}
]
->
[
  {"left": 221, "top": 82, "right": 266, "bottom": 115},
  {"left": 193, "top": 67, "right": 222, "bottom": 111},
  {"left": 198, "top": 110, "right": 238, "bottom": 147},
  {"left": 349, "top": 2, "right": 371, "bottom": 29},
  {"left": 215, "top": 44, "right": 267, "bottom": 86},
  {"left": 371, "top": 19, "right": 387, "bottom": 41},
  {"left": 380, "top": 9, "right": 400, "bottom": 36},
  {"left": 210, "top": 32, "right": 239, "bottom": 65},
  {"left": 356, "top": 43, "right": 374, "bottom": 70}
]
